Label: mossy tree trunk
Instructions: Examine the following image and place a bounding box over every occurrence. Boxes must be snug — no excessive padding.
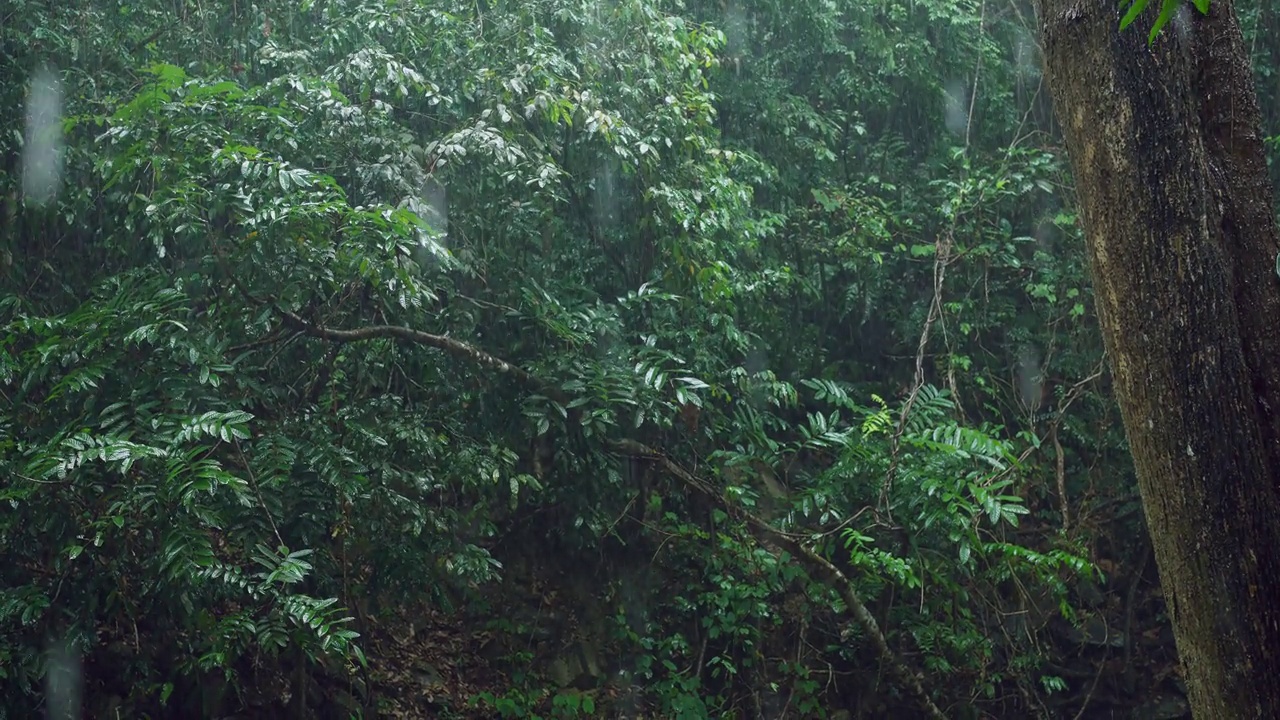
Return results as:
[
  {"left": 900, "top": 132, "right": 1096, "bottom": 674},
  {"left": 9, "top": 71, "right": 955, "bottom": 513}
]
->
[{"left": 1035, "top": 0, "right": 1280, "bottom": 716}]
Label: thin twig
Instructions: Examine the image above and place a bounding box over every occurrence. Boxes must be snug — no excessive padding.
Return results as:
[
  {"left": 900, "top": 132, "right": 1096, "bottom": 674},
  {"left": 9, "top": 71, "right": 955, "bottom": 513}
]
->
[
  {"left": 880, "top": 229, "right": 955, "bottom": 515},
  {"left": 235, "top": 440, "right": 285, "bottom": 549},
  {"left": 965, "top": 0, "right": 987, "bottom": 150}
]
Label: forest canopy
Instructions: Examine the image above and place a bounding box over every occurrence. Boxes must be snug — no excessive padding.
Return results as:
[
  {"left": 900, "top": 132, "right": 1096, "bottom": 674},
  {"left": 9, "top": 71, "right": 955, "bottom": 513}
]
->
[{"left": 1, "top": 0, "right": 1277, "bottom": 718}]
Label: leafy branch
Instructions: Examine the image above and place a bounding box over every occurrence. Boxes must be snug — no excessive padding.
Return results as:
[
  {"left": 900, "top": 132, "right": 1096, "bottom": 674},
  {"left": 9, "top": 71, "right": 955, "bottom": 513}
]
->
[
  {"left": 1120, "top": 0, "right": 1211, "bottom": 45},
  {"left": 265, "top": 303, "right": 949, "bottom": 719}
]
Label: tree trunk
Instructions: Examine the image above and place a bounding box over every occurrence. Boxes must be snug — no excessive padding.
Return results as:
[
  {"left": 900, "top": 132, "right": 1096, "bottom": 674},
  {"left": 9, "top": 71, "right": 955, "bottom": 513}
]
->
[{"left": 1034, "top": 0, "right": 1280, "bottom": 716}]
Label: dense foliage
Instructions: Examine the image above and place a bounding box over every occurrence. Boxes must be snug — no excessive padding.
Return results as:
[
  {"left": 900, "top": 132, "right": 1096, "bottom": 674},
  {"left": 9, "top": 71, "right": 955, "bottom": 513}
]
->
[{"left": 2, "top": 0, "right": 1276, "bottom": 718}]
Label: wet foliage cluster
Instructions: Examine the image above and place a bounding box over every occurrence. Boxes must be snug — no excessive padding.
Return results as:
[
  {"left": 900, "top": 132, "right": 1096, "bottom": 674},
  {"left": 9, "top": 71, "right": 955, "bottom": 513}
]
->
[{"left": 1, "top": 1, "right": 1276, "bottom": 717}]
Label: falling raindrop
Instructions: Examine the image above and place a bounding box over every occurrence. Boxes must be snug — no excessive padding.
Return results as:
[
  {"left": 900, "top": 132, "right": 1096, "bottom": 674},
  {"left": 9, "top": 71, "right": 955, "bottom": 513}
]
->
[
  {"left": 422, "top": 176, "right": 448, "bottom": 241},
  {"left": 593, "top": 160, "right": 620, "bottom": 234},
  {"left": 1173, "top": 4, "right": 1195, "bottom": 45},
  {"left": 45, "top": 637, "right": 81, "bottom": 720},
  {"left": 22, "top": 67, "right": 65, "bottom": 206},
  {"left": 943, "top": 79, "right": 969, "bottom": 136},
  {"left": 408, "top": 176, "right": 449, "bottom": 269},
  {"left": 1016, "top": 345, "right": 1045, "bottom": 413},
  {"left": 1013, "top": 30, "right": 1041, "bottom": 81},
  {"left": 722, "top": 3, "right": 749, "bottom": 57}
]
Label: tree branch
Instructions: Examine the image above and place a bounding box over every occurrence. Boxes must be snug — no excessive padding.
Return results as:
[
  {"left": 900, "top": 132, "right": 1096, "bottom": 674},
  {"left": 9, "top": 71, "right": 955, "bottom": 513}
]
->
[
  {"left": 276, "top": 308, "right": 539, "bottom": 386},
  {"left": 610, "top": 439, "right": 947, "bottom": 720}
]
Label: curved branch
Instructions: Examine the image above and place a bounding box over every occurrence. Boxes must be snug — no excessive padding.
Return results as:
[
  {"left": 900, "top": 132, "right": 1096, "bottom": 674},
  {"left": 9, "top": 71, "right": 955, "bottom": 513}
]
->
[
  {"left": 276, "top": 308, "right": 539, "bottom": 386},
  {"left": 610, "top": 439, "right": 948, "bottom": 720}
]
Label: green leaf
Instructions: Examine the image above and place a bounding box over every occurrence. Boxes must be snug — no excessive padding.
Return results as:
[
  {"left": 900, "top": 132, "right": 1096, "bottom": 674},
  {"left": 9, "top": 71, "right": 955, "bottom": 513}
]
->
[
  {"left": 1148, "top": 0, "right": 1181, "bottom": 44},
  {"left": 1119, "top": 0, "right": 1151, "bottom": 32}
]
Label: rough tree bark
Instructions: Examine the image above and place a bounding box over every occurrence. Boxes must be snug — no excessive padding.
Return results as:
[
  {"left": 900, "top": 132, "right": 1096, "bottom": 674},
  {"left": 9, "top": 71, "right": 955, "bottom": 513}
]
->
[{"left": 1034, "top": 0, "right": 1280, "bottom": 716}]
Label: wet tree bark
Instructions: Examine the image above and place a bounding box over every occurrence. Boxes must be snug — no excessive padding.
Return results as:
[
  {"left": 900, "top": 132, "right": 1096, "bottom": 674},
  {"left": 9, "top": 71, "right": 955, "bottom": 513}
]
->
[{"left": 1034, "top": 0, "right": 1280, "bottom": 716}]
